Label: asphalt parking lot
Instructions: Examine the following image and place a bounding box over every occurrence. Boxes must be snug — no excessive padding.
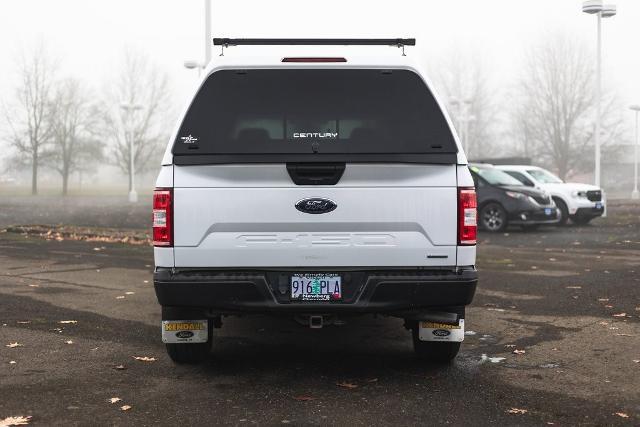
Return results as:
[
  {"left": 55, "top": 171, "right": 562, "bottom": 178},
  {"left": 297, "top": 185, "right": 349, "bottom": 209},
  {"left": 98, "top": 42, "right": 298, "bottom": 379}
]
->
[{"left": 0, "top": 198, "right": 639, "bottom": 426}]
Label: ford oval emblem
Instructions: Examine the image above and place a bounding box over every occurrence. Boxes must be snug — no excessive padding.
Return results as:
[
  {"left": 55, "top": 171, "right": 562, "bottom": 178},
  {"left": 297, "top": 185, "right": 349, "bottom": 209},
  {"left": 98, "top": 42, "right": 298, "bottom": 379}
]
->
[
  {"left": 432, "top": 329, "right": 450, "bottom": 337},
  {"left": 295, "top": 198, "right": 337, "bottom": 214},
  {"left": 176, "top": 330, "right": 194, "bottom": 339}
]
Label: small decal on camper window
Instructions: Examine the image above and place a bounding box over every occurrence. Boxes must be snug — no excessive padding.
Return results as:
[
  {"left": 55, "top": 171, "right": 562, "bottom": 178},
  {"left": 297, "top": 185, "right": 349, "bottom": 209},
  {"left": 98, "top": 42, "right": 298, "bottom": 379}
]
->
[{"left": 180, "top": 135, "right": 198, "bottom": 144}]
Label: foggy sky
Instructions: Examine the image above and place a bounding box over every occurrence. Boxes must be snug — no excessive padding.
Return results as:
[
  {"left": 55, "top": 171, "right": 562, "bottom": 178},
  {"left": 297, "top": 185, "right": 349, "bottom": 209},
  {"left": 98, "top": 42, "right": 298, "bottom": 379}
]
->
[{"left": 1, "top": 0, "right": 639, "bottom": 145}]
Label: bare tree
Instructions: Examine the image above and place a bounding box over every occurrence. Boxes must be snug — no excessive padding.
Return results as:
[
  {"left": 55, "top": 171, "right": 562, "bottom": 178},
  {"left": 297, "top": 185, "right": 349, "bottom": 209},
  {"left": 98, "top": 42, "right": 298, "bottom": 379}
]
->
[
  {"left": 511, "top": 34, "right": 624, "bottom": 180},
  {"left": 46, "top": 78, "right": 102, "bottom": 195},
  {"left": 432, "top": 50, "right": 500, "bottom": 160},
  {"left": 101, "top": 49, "right": 171, "bottom": 192},
  {"left": 3, "top": 43, "right": 57, "bottom": 194}
]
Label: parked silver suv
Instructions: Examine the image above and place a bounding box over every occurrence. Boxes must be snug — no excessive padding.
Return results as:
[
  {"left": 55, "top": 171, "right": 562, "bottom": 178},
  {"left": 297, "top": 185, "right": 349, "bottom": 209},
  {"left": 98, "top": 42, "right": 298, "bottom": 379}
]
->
[{"left": 152, "top": 39, "right": 478, "bottom": 364}]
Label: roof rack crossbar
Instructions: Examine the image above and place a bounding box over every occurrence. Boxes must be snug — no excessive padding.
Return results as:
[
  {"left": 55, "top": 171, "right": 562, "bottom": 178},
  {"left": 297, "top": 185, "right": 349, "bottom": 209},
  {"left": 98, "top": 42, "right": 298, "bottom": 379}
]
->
[{"left": 213, "top": 38, "right": 416, "bottom": 47}]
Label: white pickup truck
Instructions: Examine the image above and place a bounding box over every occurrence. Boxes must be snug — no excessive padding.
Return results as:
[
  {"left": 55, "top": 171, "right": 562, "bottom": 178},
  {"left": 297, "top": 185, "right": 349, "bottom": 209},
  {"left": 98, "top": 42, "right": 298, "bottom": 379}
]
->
[
  {"left": 497, "top": 165, "right": 605, "bottom": 225},
  {"left": 152, "top": 38, "right": 478, "bottom": 364}
]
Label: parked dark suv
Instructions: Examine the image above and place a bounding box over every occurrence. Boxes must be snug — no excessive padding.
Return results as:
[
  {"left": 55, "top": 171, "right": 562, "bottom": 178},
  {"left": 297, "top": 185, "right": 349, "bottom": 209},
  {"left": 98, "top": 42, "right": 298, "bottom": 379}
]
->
[{"left": 469, "top": 164, "right": 559, "bottom": 232}]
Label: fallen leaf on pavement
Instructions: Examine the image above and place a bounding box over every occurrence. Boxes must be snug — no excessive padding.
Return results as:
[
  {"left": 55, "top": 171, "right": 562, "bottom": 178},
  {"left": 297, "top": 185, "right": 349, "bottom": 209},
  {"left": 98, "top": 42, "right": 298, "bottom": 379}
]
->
[
  {"left": 336, "top": 382, "right": 358, "bottom": 389},
  {"left": 120, "top": 405, "right": 132, "bottom": 411},
  {"left": 513, "top": 349, "right": 526, "bottom": 355},
  {"left": 292, "top": 396, "right": 314, "bottom": 401},
  {"left": 6, "top": 342, "right": 23, "bottom": 348},
  {"left": 113, "top": 364, "right": 127, "bottom": 370},
  {"left": 59, "top": 320, "right": 77, "bottom": 324},
  {"left": 0, "top": 416, "right": 33, "bottom": 426},
  {"left": 614, "top": 412, "right": 629, "bottom": 418},
  {"left": 132, "top": 356, "right": 156, "bottom": 362},
  {"left": 507, "top": 408, "right": 528, "bottom": 415},
  {"left": 108, "top": 397, "right": 122, "bottom": 404},
  {"left": 612, "top": 313, "right": 627, "bottom": 317}
]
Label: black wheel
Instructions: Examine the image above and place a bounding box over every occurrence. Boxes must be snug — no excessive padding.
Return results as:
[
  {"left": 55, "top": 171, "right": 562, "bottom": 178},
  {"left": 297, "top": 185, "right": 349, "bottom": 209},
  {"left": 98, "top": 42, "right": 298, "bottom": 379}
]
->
[
  {"left": 480, "top": 203, "right": 508, "bottom": 232},
  {"left": 166, "top": 341, "right": 211, "bottom": 364},
  {"left": 412, "top": 327, "right": 461, "bottom": 363},
  {"left": 553, "top": 197, "right": 569, "bottom": 226},
  {"left": 571, "top": 216, "right": 593, "bottom": 225},
  {"left": 162, "top": 306, "right": 212, "bottom": 364},
  {"left": 520, "top": 224, "right": 540, "bottom": 231}
]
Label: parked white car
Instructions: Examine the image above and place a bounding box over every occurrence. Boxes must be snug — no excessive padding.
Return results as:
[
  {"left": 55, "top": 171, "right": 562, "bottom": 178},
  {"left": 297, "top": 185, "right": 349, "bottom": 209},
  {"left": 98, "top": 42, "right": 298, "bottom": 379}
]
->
[
  {"left": 152, "top": 38, "right": 478, "bottom": 364},
  {"left": 496, "top": 165, "right": 605, "bottom": 225}
]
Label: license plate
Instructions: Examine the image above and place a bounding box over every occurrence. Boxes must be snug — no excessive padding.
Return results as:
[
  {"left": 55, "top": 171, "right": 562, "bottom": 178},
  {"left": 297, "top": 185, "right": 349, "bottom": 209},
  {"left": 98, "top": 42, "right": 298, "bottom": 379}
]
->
[
  {"left": 595, "top": 202, "right": 603, "bottom": 209},
  {"left": 161, "top": 320, "right": 208, "bottom": 343},
  {"left": 544, "top": 208, "right": 552, "bottom": 216},
  {"left": 291, "top": 273, "right": 341, "bottom": 301}
]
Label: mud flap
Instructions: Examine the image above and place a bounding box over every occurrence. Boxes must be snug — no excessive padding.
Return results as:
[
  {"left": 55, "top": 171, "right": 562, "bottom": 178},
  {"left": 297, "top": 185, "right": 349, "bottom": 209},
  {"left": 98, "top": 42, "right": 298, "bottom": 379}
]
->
[
  {"left": 418, "top": 319, "right": 464, "bottom": 342},
  {"left": 162, "top": 320, "right": 208, "bottom": 344}
]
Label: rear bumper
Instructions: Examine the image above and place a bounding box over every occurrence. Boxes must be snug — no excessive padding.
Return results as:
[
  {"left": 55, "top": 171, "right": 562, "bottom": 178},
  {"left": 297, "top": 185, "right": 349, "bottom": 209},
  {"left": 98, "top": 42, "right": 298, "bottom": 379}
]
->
[{"left": 153, "top": 267, "right": 477, "bottom": 315}]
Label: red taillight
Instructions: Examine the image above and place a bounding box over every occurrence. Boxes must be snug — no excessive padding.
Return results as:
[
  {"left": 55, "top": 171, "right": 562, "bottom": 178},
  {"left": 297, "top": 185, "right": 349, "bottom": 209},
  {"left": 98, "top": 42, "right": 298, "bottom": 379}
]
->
[
  {"left": 458, "top": 187, "right": 477, "bottom": 245},
  {"left": 153, "top": 188, "right": 173, "bottom": 247},
  {"left": 281, "top": 57, "right": 347, "bottom": 62}
]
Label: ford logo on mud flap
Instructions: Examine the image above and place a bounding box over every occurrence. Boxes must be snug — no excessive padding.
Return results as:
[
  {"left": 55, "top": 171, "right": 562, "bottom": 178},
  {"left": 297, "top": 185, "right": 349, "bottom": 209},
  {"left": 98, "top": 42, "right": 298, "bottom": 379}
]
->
[
  {"left": 432, "top": 329, "right": 450, "bottom": 337},
  {"left": 176, "top": 331, "right": 194, "bottom": 339},
  {"left": 295, "top": 198, "right": 337, "bottom": 214}
]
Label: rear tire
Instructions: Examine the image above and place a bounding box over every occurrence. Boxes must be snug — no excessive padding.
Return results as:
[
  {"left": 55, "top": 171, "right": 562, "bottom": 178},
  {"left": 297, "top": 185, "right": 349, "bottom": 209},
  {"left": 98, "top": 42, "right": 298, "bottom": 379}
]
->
[
  {"left": 412, "top": 327, "right": 461, "bottom": 363},
  {"left": 166, "top": 341, "right": 211, "bottom": 364},
  {"left": 553, "top": 197, "right": 569, "bottom": 226},
  {"left": 480, "top": 202, "right": 508, "bottom": 232},
  {"left": 162, "top": 306, "right": 212, "bottom": 364}
]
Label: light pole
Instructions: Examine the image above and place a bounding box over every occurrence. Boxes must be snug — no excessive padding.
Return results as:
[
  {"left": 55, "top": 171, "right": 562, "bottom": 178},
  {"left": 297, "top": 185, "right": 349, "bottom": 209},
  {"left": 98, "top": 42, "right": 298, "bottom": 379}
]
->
[
  {"left": 630, "top": 105, "right": 640, "bottom": 200},
  {"left": 582, "top": 0, "right": 617, "bottom": 188},
  {"left": 450, "top": 97, "right": 474, "bottom": 155},
  {"left": 120, "top": 103, "right": 143, "bottom": 203},
  {"left": 183, "top": 59, "right": 205, "bottom": 77},
  {"left": 184, "top": 0, "right": 212, "bottom": 75}
]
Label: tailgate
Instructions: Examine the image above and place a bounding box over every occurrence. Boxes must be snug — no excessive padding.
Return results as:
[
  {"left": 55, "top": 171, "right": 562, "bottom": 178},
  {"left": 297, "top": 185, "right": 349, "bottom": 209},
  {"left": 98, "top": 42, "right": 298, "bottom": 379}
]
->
[{"left": 173, "top": 164, "right": 458, "bottom": 267}]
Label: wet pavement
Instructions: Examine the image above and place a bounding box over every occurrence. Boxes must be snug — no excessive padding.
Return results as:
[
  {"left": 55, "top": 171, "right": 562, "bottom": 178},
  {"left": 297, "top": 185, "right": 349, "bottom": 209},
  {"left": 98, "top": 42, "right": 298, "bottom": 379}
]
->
[{"left": 0, "top": 200, "right": 639, "bottom": 425}]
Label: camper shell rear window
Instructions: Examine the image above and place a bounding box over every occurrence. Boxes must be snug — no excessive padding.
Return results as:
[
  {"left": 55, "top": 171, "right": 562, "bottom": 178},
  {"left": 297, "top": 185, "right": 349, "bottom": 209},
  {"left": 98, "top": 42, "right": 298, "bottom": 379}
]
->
[{"left": 172, "top": 69, "right": 457, "bottom": 164}]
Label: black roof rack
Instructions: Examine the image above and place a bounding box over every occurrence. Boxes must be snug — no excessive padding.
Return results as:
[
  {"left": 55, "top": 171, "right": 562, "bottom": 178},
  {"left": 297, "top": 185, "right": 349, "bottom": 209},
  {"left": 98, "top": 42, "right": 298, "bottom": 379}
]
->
[{"left": 213, "top": 38, "right": 416, "bottom": 46}]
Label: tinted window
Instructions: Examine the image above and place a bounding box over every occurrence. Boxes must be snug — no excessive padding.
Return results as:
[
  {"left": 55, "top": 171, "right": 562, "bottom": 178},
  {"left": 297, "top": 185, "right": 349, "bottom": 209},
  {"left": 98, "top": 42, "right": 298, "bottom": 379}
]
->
[
  {"left": 173, "top": 69, "right": 457, "bottom": 162},
  {"left": 505, "top": 171, "right": 535, "bottom": 186},
  {"left": 476, "top": 168, "right": 524, "bottom": 186},
  {"left": 527, "top": 169, "right": 563, "bottom": 184}
]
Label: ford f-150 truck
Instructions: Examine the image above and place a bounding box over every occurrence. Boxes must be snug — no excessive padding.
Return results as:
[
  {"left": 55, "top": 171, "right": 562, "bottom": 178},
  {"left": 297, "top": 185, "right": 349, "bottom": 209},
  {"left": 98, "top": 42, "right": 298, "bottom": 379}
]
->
[{"left": 152, "top": 38, "right": 478, "bottom": 364}]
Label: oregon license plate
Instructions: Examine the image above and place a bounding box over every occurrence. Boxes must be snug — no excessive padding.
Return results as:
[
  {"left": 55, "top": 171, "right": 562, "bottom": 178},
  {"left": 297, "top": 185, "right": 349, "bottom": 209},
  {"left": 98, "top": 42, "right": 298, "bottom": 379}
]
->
[{"left": 291, "top": 273, "right": 341, "bottom": 301}]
